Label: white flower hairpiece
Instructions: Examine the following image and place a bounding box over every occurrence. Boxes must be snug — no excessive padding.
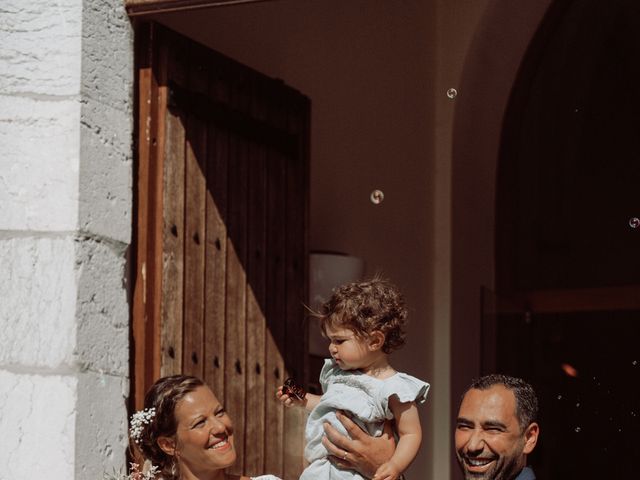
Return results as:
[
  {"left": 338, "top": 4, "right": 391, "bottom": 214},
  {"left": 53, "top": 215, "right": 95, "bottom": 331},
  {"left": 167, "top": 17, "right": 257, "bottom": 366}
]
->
[
  {"left": 103, "top": 462, "right": 159, "bottom": 480},
  {"left": 129, "top": 407, "right": 156, "bottom": 444}
]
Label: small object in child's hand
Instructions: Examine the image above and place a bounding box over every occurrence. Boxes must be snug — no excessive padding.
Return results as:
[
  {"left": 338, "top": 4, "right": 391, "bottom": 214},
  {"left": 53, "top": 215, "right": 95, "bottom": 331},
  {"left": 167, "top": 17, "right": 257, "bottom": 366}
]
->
[{"left": 282, "top": 377, "right": 306, "bottom": 401}]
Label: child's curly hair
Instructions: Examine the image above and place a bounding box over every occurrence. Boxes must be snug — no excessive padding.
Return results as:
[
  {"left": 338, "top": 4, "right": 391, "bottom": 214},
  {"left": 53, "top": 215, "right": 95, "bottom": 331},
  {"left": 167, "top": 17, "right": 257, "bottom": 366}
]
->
[{"left": 319, "top": 277, "right": 408, "bottom": 353}]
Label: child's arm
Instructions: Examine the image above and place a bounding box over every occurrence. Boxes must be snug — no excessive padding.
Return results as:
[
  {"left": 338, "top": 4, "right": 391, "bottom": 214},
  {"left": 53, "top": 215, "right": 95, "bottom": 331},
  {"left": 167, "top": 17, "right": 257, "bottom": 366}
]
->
[
  {"left": 276, "top": 385, "right": 321, "bottom": 412},
  {"left": 373, "top": 396, "right": 422, "bottom": 480}
]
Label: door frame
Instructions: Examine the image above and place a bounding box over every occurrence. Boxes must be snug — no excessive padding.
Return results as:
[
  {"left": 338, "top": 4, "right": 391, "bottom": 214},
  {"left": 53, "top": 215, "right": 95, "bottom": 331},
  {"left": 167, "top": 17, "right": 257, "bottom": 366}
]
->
[{"left": 126, "top": 0, "right": 274, "bottom": 17}]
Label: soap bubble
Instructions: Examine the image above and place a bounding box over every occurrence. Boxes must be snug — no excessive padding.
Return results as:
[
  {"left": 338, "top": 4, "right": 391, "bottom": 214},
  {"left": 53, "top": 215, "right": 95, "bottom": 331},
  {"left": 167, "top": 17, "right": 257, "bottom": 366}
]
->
[
  {"left": 630, "top": 217, "right": 640, "bottom": 229},
  {"left": 370, "top": 190, "right": 384, "bottom": 205},
  {"left": 446, "top": 88, "right": 458, "bottom": 99}
]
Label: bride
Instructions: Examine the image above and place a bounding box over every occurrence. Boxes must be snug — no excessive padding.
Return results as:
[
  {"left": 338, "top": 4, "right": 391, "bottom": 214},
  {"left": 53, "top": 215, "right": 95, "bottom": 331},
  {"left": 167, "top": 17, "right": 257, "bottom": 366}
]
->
[{"left": 130, "top": 375, "right": 279, "bottom": 480}]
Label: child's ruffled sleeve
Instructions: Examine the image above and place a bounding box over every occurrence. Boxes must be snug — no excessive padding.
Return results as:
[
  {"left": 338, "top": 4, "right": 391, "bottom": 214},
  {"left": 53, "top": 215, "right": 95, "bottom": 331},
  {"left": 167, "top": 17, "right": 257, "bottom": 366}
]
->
[
  {"left": 319, "top": 358, "right": 338, "bottom": 393},
  {"left": 380, "top": 374, "right": 430, "bottom": 419}
]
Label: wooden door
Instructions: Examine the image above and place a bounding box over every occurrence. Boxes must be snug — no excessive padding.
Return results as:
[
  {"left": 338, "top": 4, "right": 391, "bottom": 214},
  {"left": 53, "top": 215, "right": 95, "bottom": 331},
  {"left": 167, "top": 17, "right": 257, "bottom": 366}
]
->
[
  {"left": 125, "top": 0, "right": 274, "bottom": 17},
  {"left": 132, "top": 22, "right": 309, "bottom": 478}
]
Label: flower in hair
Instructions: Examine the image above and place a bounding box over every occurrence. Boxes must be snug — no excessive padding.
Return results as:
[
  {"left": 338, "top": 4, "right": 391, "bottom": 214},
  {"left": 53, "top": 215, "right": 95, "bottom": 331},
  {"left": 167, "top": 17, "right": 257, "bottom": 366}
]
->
[
  {"left": 103, "top": 462, "right": 159, "bottom": 479},
  {"left": 129, "top": 407, "right": 156, "bottom": 444}
]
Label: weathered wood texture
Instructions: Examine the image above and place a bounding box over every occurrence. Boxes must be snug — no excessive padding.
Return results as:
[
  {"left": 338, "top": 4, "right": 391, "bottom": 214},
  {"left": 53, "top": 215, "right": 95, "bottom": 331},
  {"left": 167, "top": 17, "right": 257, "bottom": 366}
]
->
[
  {"left": 133, "top": 23, "right": 309, "bottom": 478},
  {"left": 126, "top": 0, "right": 273, "bottom": 16}
]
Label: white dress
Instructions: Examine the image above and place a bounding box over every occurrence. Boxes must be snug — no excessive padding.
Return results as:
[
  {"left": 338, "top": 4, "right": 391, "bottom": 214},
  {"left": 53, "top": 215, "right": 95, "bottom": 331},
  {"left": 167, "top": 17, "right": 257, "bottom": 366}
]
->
[
  {"left": 251, "top": 476, "right": 282, "bottom": 480},
  {"left": 301, "top": 359, "right": 430, "bottom": 480}
]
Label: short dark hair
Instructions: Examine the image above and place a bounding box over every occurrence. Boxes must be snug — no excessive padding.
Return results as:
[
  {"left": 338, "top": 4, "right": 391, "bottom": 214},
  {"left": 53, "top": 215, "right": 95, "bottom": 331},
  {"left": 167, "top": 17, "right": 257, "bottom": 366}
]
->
[{"left": 463, "top": 374, "right": 539, "bottom": 430}]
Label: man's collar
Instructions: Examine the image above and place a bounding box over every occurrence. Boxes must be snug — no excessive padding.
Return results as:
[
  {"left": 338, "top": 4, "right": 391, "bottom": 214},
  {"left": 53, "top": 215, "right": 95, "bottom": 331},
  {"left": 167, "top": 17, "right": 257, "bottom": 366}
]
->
[{"left": 514, "top": 466, "right": 536, "bottom": 480}]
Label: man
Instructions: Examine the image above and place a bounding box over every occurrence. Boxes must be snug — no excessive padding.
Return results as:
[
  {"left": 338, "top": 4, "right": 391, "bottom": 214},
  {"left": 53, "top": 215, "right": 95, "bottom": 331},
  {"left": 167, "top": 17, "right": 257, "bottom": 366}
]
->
[
  {"left": 455, "top": 374, "right": 539, "bottom": 480},
  {"left": 322, "top": 373, "right": 539, "bottom": 480}
]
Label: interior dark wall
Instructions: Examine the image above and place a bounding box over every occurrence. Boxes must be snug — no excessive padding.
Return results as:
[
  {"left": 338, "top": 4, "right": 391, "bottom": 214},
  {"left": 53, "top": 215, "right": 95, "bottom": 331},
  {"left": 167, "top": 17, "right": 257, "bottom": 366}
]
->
[
  {"left": 498, "top": 0, "right": 640, "bottom": 293},
  {"left": 493, "top": 1, "right": 640, "bottom": 477},
  {"left": 449, "top": 0, "right": 554, "bottom": 477}
]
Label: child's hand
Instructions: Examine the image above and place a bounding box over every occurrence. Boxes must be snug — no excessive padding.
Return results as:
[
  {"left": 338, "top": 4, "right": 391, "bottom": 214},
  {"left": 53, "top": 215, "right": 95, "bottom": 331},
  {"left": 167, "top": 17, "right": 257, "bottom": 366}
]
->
[
  {"left": 372, "top": 461, "right": 402, "bottom": 480},
  {"left": 276, "top": 385, "right": 305, "bottom": 408}
]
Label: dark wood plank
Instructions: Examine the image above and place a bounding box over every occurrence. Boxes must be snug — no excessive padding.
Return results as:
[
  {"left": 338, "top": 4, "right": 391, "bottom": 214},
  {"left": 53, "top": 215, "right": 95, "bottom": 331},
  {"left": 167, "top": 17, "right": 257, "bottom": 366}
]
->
[
  {"left": 225, "top": 69, "right": 248, "bottom": 475},
  {"left": 126, "top": 0, "right": 273, "bottom": 17},
  {"left": 182, "top": 47, "right": 208, "bottom": 378},
  {"left": 244, "top": 76, "right": 267, "bottom": 476},
  {"left": 283, "top": 92, "right": 310, "bottom": 479},
  {"left": 132, "top": 21, "right": 157, "bottom": 409},
  {"left": 160, "top": 31, "right": 188, "bottom": 376},
  {"left": 264, "top": 87, "right": 289, "bottom": 478},
  {"left": 204, "top": 68, "right": 230, "bottom": 401}
]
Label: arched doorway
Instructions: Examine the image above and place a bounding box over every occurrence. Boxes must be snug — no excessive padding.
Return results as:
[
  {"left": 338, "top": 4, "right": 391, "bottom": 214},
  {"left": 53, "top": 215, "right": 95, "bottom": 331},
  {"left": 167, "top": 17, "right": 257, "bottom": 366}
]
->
[{"left": 493, "top": 0, "right": 640, "bottom": 476}]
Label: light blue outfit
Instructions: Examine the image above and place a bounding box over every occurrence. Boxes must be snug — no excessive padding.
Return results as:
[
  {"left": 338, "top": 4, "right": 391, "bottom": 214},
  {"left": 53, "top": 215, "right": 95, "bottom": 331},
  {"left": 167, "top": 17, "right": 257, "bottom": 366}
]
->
[{"left": 301, "top": 359, "right": 430, "bottom": 480}]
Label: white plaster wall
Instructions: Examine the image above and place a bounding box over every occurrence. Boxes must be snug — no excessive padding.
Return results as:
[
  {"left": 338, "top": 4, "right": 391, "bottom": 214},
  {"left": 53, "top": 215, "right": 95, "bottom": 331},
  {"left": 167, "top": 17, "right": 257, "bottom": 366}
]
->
[
  {"left": 0, "top": 0, "right": 134, "bottom": 478},
  {"left": 0, "top": 236, "right": 77, "bottom": 367},
  {"left": 0, "top": 0, "right": 81, "bottom": 231},
  {"left": 0, "top": 372, "right": 77, "bottom": 479}
]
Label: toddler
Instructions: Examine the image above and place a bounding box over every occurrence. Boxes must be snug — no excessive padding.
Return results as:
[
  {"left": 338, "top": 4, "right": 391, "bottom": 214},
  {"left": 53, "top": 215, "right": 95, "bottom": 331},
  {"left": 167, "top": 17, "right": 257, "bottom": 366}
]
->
[{"left": 277, "top": 277, "right": 429, "bottom": 480}]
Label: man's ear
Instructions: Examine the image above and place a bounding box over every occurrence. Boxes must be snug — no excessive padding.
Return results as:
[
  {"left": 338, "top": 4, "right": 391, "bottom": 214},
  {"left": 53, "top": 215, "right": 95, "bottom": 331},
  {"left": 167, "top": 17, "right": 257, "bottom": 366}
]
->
[
  {"left": 523, "top": 422, "right": 539, "bottom": 454},
  {"left": 368, "top": 331, "right": 386, "bottom": 351},
  {"left": 157, "top": 436, "right": 177, "bottom": 456}
]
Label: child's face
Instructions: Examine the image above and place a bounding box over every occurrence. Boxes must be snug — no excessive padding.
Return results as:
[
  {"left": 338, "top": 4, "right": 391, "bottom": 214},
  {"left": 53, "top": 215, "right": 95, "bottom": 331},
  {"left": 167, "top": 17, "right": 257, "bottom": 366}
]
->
[{"left": 325, "top": 325, "right": 372, "bottom": 370}]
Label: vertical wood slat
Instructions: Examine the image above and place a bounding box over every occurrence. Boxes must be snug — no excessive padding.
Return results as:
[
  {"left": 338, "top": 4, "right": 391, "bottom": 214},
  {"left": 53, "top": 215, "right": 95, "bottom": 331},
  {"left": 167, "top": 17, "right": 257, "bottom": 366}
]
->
[
  {"left": 133, "top": 21, "right": 160, "bottom": 409},
  {"left": 264, "top": 85, "right": 288, "bottom": 478},
  {"left": 283, "top": 91, "right": 310, "bottom": 480},
  {"left": 204, "top": 68, "right": 230, "bottom": 401},
  {"left": 182, "top": 48, "right": 208, "bottom": 379},
  {"left": 160, "top": 32, "right": 188, "bottom": 376},
  {"left": 244, "top": 75, "right": 267, "bottom": 476},
  {"left": 225, "top": 62, "right": 248, "bottom": 477}
]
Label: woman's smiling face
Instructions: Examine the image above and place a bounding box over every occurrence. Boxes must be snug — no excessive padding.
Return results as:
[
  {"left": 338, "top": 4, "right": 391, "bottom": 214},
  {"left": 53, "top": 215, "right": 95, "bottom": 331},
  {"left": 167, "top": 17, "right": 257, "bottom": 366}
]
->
[{"left": 170, "top": 385, "right": 236, "bottom": 475}]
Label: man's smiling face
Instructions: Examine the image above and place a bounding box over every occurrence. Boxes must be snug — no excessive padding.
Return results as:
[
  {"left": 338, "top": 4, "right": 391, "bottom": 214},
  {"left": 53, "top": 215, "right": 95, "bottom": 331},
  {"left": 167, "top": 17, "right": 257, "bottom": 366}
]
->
[{"left": 455, "top": 385, "right": 538, "bottom": 480}]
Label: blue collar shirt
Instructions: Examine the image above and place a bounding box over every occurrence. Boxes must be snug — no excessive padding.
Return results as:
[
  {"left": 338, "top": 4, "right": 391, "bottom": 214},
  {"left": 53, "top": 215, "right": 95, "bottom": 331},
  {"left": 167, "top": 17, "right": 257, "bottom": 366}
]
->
[{"left": 515, "top": 466, "right": 535, "bottom": 480}]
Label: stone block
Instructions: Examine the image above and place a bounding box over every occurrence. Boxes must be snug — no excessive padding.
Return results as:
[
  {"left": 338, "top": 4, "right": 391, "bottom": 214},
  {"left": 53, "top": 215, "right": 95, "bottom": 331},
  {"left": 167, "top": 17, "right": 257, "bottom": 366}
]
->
[
  {"left": 81, "top": 1, "right": 134, "bottom": 112},
  {"left": 0, "top": 236, "right": 77, "bottom": 368},
  {"left": 0, "top": 0, "right": 82, "bottom": 96},
  {"left": 0, "top": 95, "right": 80, "bottom": 231},
  {"left": 75, "top": 370, "right": 129, "bottom": 479},
  {"left": 75, "top": 237, "right": 129, "bottom": 376},
  {"left": 0, "top": 371, "right": 76, "bottom": 479},
  {"left": 79, "top": 99, "right": 132, "bottom": 244}
]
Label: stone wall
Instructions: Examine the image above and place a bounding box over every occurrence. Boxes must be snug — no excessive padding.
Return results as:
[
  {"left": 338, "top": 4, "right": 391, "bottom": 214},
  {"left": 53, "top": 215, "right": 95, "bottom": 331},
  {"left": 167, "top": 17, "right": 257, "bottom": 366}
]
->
[{"left": 0, "top": 1, "right": 134, "bottom": 478}]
